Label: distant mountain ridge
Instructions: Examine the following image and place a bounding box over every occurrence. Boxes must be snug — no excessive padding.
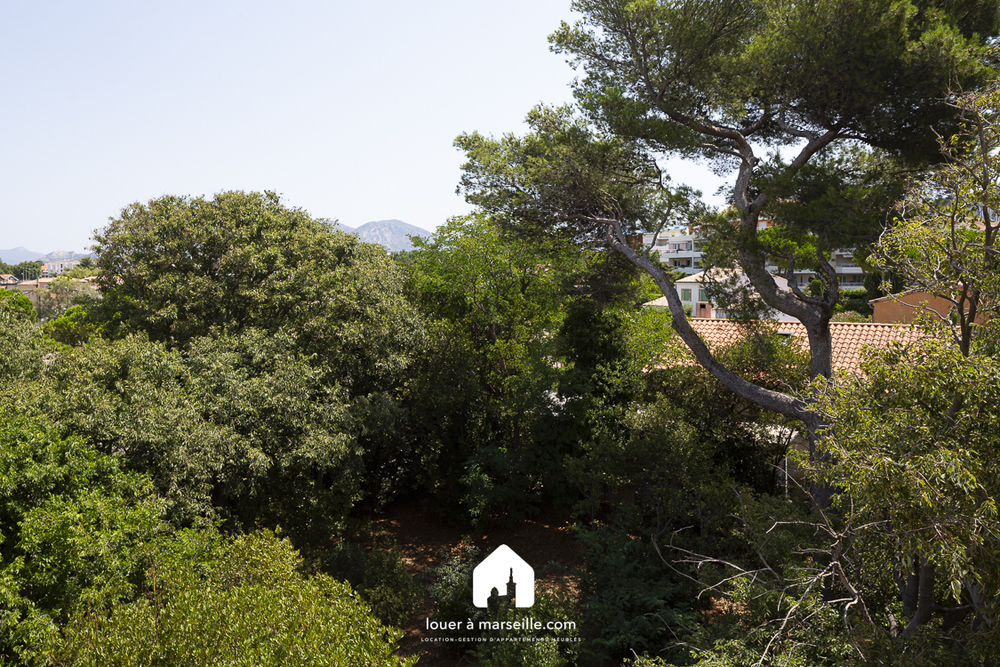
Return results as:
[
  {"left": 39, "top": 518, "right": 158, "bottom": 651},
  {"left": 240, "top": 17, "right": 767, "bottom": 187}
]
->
[
  {"left": 326, "top": 219, "right": 431, "bottom": 252},
  {"left": 0, "top": 247, "right": 91, "bottom": 264}
]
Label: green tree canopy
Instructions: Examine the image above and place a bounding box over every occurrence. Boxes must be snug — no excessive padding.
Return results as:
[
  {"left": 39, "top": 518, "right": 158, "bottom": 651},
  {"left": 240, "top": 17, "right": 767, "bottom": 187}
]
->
[
  {"left": 796, "top": 84, "right": 1000, "bottom": 643},
  {"left": 32, "top": 331, "right": 361, "bottom": 544},
  {"left": 553, "top": 0, "right": 996, "bottom": 163},
  {"left": 92, "top": 190, "right": 421, "bottom": 395},
  {"left": 0, "top": 290, "right": 35, "bottom": 322},
  {"left": 0, "top": 406, "right": 163, "bottom": 664},
  {"left": 458, "top": 0, "right": 1000, "bottom": 447},
  {"left": 401, "top": 215, "right": 584, "bottom": 521},
  {"left": 46, "top": 530, "right": 415, "bottom": 667},
  {"left": 810, "top": 339, "right": 1000, "bottom": 642}
]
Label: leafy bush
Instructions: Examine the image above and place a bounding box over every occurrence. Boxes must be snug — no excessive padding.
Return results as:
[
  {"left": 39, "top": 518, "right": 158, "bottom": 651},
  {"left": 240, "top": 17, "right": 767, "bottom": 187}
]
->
[
  {"left": 37, "top": 331, "right": 363, "bottom": 544},
  {"left": 840, "top": 286, "right": 872, "bottom": 316},
  {"left": 576, "top": 526, "right": 697, "bottom": 666},
  {"left": 358, "top": 541, "right": 424, "bottom": 628},
  {"left": 0, "top": 289, "right": 36, "bottom": 322},
  {"left": 0, "top": 308, "right": 45, "bottom": 381},
  {"left": 314, "top": 537, "right": 422, "bottom": 628},
  {"left": 427, "top": 544, "right": 482, "bottom": 634},
  {"left": 461, "top": 445, "right": 543, "bottom": 527},
  {"left": 44, "top": 304, "right": 97, "bottom": 346},
  {"left": 46, "top": 531, "right": 415, "bottom": 667},
  {"left": 831, "top": 310, "right": 871, "bottom": 322},
  {"left": 0, "top": 407, "right": 163, "bottom": 665}
]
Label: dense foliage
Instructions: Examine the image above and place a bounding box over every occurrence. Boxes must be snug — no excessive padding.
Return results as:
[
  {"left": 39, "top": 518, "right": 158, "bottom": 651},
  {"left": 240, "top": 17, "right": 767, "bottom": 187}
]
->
[
  {"left": 6, "top": 11, "right": 1000, "bottom": 657},
  {"left": 46, "top": 531, "right": 415, "bottom": 667},
  {"left": 0, "top": 406, "right": 161, "bottom": 664},
  {"left": 91, "top": 190, "right": 421, "bottom": 395},
  {"left": 1, "top": 188, "right": 823, "bottom": 665}
]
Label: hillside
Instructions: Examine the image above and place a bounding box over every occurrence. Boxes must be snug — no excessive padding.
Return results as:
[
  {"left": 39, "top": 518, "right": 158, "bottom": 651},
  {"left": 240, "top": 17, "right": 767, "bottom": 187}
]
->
[
  {"left": 0, "top": 247, "right": 91, "bottom": 264},
  {"left": 320, "top": 219, "right": 355, "bottom": 234},
  {"left": 353, "top": 219, "right": 431, "bottom": 252}
]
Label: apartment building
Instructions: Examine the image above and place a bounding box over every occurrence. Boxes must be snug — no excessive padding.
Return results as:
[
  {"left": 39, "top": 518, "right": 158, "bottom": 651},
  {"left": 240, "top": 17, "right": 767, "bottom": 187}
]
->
[
  {"left": 785, "top": 249, "right": 865, "bottom": 291},
  {"left": 40, "top": 259, "right": 83, "bottom": 277},
  {"left": 642, "top": 224, "right": 863, "bottom": 290},
  {"left": 642, "top": 226, "right": 705, "bottom": 274}
]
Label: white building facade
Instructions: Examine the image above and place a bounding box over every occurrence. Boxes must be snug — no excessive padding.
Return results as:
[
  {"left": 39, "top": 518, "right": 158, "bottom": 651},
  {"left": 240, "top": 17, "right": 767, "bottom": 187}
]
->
[
  {"left": 676, "top": 270, "right": 800, "bottom": 322},
  {"left": 40, "top": 259, "right": 83, "bottom": 277},
  {"left": 786, "top": 249, "right": 865, "bottom": 291},
  {"left": 643, "top": 226, "right": 705, "bottom": 274},
  {"left": 642, "top": 224, "right": 864, "bottom": 290}
]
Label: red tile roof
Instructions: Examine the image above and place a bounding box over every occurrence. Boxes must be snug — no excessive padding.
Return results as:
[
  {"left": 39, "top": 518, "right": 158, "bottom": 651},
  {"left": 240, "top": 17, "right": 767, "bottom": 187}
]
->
[{"left": 686, "top": 318, "right": 924, "bottom": 375}]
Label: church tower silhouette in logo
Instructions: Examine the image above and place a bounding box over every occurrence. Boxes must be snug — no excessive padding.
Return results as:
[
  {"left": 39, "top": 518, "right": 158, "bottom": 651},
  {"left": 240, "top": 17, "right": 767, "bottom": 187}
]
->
[{"left": 473, "top": 544, "right": 534, "bottom": 608}]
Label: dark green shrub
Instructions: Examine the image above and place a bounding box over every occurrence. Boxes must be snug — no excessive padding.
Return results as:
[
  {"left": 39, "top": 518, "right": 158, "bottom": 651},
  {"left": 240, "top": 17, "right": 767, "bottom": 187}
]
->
[
  {"left": 321, "top": 539, "right": 368, "bottom": 588},
  {"left": 832, "top": 310, "right": 870, "bottom": 322},
  {"left": 358, "top": 540, "right": 424, "bottom": 628},
  {"left": 576, "top": 527, "right": 697, "bottom": 666},
  {"left": 840, "top": 286, "right": 872, "bottom": 316},
  {"left": 0, "top": 289, "right": 36, "bottom": 321},
  {"left": 317, "top": 538, "right": 422, "bottom": 628},
  {"left": 44, "top": 304, "right": 96, "bottom": 346},
  {"left": 460, "top": 445, "right": 543, "bottom": 527},
  {"left": 427, "top": 544, "right": 481, "bottom": 630}
]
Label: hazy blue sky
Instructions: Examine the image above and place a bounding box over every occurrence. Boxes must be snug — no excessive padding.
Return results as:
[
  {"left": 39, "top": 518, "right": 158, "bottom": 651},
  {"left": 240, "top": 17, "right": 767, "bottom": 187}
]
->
[{"left": 1, "top": 0, "right": 725, "bottom": 253}]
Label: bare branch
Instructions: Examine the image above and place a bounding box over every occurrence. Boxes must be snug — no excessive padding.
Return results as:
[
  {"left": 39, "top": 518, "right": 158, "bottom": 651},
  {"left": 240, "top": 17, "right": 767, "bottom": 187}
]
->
[{"left": 776, "top": 106, "right": 817, "bottom": 141}]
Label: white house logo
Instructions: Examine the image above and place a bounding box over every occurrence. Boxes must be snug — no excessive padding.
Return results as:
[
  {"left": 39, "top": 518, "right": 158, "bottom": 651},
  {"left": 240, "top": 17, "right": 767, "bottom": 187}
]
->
[{"left": 473, "top": 544, "right": 534, "bottom": 608}]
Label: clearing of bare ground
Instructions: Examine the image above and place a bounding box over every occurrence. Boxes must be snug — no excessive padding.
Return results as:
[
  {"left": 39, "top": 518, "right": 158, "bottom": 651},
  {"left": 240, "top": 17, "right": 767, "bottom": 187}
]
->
[{"left": 370, "top": 501, "right": 584, "bottom": 667}]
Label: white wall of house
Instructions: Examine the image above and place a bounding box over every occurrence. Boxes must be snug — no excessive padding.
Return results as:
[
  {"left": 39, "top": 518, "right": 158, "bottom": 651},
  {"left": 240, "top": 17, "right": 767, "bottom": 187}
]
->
[{"left": 675, "top": 270, "right": 801, "bottom": 323}]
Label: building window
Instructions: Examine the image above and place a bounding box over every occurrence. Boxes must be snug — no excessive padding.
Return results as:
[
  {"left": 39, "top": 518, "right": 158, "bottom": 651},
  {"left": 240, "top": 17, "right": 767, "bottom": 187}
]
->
[
  {"left": 681, "top": 289, "right": 692, "bottom": 301},
  {"left": 699, "top": 289, "right": 708, "bottom": 301}
]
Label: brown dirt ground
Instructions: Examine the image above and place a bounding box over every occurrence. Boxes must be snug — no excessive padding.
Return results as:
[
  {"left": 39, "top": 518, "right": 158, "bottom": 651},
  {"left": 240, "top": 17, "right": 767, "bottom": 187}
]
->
[{"left": 371, "top": 500, "right": 584, "bottom": 667}]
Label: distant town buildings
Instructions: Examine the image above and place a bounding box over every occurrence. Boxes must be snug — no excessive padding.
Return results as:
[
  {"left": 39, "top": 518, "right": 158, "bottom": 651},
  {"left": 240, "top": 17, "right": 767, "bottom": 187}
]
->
[
  {"left": 41, "top": 259, "right": 83, "bottom": 276},
  {"left": 643, "top": 225, "right": 706, "bottom": 273}
]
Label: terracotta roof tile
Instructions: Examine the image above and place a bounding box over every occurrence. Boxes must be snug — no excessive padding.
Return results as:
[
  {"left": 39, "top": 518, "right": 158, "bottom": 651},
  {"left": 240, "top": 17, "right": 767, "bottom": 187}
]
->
[{"left": 686, "top": 318, "right": 924, "bottom": 375}]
